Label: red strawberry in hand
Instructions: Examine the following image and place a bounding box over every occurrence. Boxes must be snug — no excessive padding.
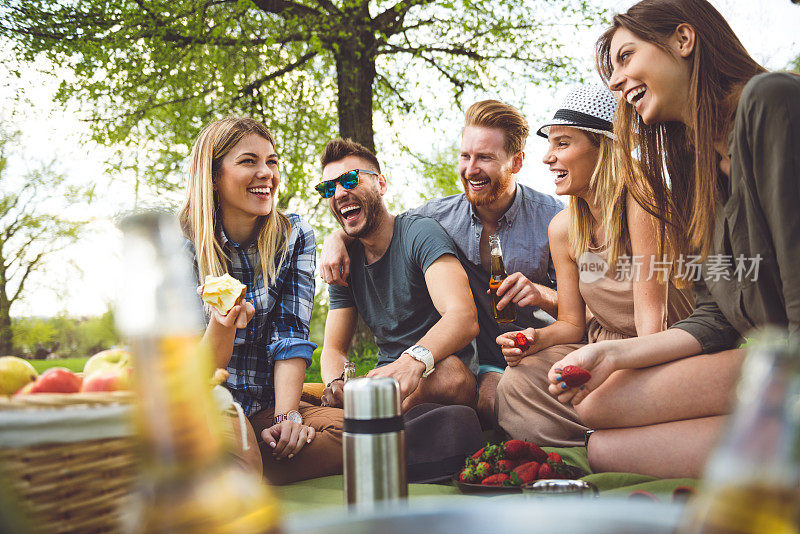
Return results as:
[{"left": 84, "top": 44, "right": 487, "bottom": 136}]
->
[
  {"left": 561, "top": 365, "right": 591, "bottom": 387},
  {"left": 513, "top": 332, "right": 530, "bottom": 351}
]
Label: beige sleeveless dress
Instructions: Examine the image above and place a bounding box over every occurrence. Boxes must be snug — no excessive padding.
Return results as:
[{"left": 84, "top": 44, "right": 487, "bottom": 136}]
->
[{"left": 496, "top": 245, "right": 693, "bottom": 447}]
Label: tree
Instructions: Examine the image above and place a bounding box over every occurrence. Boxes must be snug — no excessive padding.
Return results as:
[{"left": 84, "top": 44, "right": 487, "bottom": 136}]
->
[
  {"left": 0, "top": 129, "right": 87, "bottom": 354},
  {"left": 1, "top": 0, "right": 603, "bottom": 204}
]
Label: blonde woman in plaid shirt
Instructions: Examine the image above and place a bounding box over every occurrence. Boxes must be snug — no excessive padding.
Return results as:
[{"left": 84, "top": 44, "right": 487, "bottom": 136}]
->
[{"left": 180, "top": 117, "right": 343, "bottom": 484}]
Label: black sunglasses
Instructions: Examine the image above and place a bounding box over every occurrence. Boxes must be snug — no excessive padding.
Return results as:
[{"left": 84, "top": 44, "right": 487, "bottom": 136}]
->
[{"left": 315, "top": 169, "right": 379, "bottom": 198}]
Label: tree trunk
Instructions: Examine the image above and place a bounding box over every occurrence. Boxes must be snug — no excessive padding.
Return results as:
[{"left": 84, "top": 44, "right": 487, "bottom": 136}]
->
[
  {"left": 0, "top": 297, "right": 12, "bottom": 355},
  {"left": 334, "top": 33, "right": 377, "bottom": 152},
  {"left": 334, "top": 36, "right": 378, "bottom": 353}
]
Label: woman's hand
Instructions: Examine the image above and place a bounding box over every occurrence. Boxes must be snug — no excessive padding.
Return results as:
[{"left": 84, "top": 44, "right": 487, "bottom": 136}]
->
[
  {"left": 198, "top": 284, "right": 255, "bottom": 329},
  {"left": 496, "top": 328, "right": 536, "bottom": 367},
  {"left": 262, "top": 421, "right": 316, "bottom": 460},
  {"left": 547, "top": 340, "right": 618, "bottom": 405}
]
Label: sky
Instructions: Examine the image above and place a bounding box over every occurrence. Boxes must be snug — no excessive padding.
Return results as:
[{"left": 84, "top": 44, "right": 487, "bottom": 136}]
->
[{"left": 2, "top": 0, "right": 799, "bottom": 319}]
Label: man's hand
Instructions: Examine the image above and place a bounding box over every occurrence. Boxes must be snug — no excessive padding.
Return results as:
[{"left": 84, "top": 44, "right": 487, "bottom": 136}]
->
[
  {"left": 489, "top": 272, "right": 544, "bottom": 311},
  {"left": 367, "top": 353, "right": 426, "bottom": 400},
  {"left": 320, "top": 380, "right": 344, "bottom": 408},
  {"left": 320, "top": 231, "right": 351, "bottom": 286},
  {"left": 262, "top": 421, "right": 316, "bottom": 460},
  {"left": 496, "top": 328, "right": 536, "bottom": 367}
]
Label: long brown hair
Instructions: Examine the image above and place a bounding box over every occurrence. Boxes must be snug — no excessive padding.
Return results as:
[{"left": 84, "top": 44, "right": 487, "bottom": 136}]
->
[{"left": 596, "top": 0, "right": 765, "bottom": 260}]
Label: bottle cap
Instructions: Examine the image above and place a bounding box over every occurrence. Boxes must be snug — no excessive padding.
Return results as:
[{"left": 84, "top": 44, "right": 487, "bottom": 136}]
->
[{"left": 343, "top": 377, "right": 401, "bottom": 420}]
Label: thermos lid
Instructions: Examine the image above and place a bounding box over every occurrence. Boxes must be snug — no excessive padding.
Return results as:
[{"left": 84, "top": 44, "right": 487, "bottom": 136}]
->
[{"left": 344, "top": 377, "right": 401, "bottom": 420}]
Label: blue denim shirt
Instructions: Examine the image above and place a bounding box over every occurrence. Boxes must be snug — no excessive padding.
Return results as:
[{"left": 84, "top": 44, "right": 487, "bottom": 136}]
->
[
  {"left": 409, "top": 184, "right": 564, "bottom": 368},
  {"left": 189, "top": 213, "right": 317, "bottom": 416}
]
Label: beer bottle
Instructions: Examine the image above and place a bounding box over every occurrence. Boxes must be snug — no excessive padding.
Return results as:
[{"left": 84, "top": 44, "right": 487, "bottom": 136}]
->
[
  {"left": 678, "top": 332, "right": 800, "bottom": 534},
  {"left": 116, "top": 211, "right": 281, "bottom": 534},
  {"left": 489, "top": 234, "right": 516, "bottom": 323}
]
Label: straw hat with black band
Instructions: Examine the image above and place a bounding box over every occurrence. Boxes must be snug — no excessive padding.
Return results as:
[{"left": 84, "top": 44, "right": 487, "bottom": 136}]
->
[{"left": 536, "top": 84, "right": 616, "bottom": 140}]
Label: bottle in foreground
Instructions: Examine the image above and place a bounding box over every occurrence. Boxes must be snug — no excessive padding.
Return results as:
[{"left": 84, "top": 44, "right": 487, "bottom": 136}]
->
[
  {"left": 116, "top": 211, "right": 281, "bottom": 534},
  {"left": 678, "top": 332, "right": 800, "bottom": 534},
  {"left": 489, "top": 234, "right": 516, "bottom": 324}
]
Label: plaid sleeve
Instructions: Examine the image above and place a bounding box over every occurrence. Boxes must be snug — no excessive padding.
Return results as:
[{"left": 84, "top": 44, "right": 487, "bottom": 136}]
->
[{"left": 269, "top": 215, "right": 317, "bottom": 366}]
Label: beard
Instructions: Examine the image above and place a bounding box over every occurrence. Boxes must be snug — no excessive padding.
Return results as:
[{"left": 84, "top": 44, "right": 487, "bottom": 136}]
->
[
  {"left": 462, "top": 169, "right": 515, "bottom": 207},
  {"left": 336, "top": 189, "right": 384, "bottom": 239}
]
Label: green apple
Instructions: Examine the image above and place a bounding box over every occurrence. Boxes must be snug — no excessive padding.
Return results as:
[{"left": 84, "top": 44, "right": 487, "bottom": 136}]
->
[
  {"left": 0, "top": 356, "right": 38, "bottom": 395},
  {"left": 83, "top": 348, "right": 133, "bottom": 376}
]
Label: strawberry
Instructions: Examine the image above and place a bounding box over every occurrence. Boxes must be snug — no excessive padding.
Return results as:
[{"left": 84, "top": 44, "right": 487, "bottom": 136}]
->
[
  {"left": 482, "top": 444, "right": 504, "bottom": 462},
  {"left": 503, "top": 439, "right": 528, "bottom": 460},
  {"left": 511, "top": 461, "right": 540, "bottom": 485},
  {"left": 560, "top": 365, "right": 591, "bottom": 387},
  {"left": 538, "top": 462, "right": 556, "bottom": 479},
  {"left": 547, "top": 452, "right": 563, "bottom": 464},
  {"left": 525, "top": 442, "right": 548, "bottom": 463},
  {"left": 481, "top": 473, "right": 510, "bottom": 486},
  {"left": 495, "top": 459, "right": 517, "bottom": 474},
  {"left": 513, "top": 332, "right": 530, "bottom": 351},
  {"left": 472, "top": 447, "right": 485, "bottom": 459},
  {"left": 474, "top": 461, "right": 492, "bottom": 479},
  {"left": 459, "top": 467, "right": 477, "bottom": 483},
  {"left": 464, "top": 455, "right": 479, "bottom": 468}
]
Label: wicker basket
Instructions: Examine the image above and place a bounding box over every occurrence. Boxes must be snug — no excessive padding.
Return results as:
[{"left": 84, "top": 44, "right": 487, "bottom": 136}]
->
[{"left": 0, "top": 392, "right": 139, "bottom": 534}]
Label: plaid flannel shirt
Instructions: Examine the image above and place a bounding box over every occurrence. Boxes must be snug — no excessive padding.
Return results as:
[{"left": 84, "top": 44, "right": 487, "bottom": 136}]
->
[{"left": 196, "top": 214, "right": 317, "bottom": 416}]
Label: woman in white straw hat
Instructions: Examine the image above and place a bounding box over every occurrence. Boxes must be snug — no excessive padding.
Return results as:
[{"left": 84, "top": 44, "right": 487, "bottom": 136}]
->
[{"left": 495, "top": 84, "right": 692, "bottom": 448}]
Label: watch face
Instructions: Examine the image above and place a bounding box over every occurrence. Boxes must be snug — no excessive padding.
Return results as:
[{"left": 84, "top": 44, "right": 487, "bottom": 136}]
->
[{"left": 287, "top": 410, "right": 303, "bottom": 424}]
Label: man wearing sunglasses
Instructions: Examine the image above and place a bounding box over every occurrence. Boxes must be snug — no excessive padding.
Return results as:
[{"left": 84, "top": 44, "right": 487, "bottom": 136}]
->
[
  {"left": 317, "top": 138, "right": 479, "bottom": 412},
  {"left": 320, "top": 101, "right": 563, "bottom": 429}
]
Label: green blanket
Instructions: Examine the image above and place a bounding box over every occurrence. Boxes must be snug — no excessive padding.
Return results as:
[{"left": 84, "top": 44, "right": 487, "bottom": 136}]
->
[{"left": 274, "top": 446, "right": 697, "bottom": 517}]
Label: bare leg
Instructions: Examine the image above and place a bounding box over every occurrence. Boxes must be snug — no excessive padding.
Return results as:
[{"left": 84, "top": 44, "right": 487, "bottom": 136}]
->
[
  {"left": 576, "top": 349, "right": 745, "bottom": 429},
  {"left": 476, "top": 371, "right": 501, "bottom": 430},
  {"left": 587, "top": 415, "right": 727, "bottom": 478},
  {"left": 401, "top": 355, "right": 476, "bottom": 412}
]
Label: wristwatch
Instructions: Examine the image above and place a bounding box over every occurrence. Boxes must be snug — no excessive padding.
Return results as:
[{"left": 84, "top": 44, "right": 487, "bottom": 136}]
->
[
  {"left": 273, "top": 409, "right": 303, "bottom": 425},
  {"left": 404, "top": 344, "right": 435, "bottom": 377}
]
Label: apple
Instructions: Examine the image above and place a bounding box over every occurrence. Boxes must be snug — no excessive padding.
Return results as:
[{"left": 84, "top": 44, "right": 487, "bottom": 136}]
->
[
  {"left": 0, "top": 356, "right": 38, "bottom": 395},
  {"left": 24, "top": 367, "right": 82, "bottom": 394},
  {"left": 81, "top": 368, "right": 133, "bottom": 392},
  {"left": 83, "top": 348, "right": 133, "bottom": 376}
]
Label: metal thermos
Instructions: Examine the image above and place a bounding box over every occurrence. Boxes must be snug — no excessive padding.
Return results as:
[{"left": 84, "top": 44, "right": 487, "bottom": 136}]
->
[{"left": 343, "top": 377, "right": 407, "bottom": 508}]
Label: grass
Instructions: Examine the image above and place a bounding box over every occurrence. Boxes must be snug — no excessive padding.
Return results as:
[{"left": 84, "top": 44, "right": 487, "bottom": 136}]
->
[
  {"left": 23, "top": 347, "right": 378, "bottom": 383},
  {"left": 304, "top": 345, "right": 378, "bottom": 383},
  {"left": 26, "top": 357, "right": 89, "bottom": 374}
]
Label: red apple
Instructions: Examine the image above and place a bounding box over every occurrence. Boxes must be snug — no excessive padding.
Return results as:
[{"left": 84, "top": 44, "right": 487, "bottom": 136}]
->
[
  {"left": 81, "top": 368, "right": 133, "bottom": 392},
  {"left": 25, "top": 367, "right": 82, "bottom": 394}
]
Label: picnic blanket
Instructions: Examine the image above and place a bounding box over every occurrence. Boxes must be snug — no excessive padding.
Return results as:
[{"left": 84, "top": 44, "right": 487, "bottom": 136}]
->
[{"left": 273, "top": 446, "right": 698, "bottom": 517}]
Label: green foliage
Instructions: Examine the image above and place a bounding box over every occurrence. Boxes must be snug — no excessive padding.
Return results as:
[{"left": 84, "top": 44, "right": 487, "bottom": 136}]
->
[
  {"left": 11, "top": 310, "right": 122, "bottom": 358},
  {"left": 0, "top": 127, "right": 89, "bottom": 354},
  {"left": 304, "top": 343, "right": 378, "bottom": 383},
  {"left": 0, "top": 0, "right": 605, "bottom": 222},
  {"left": 26, "top": 357, "right": 89, "bottom": 374}
]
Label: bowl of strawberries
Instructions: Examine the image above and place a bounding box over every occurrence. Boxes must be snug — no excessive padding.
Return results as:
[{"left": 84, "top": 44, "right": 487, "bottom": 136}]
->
[{"left": 454, "top": 440, "right": 586, "bottom": 493}]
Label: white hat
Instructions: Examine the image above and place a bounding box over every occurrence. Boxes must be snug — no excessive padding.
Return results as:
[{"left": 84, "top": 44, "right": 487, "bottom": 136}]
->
[{"left": 536, "top": 84, "right": 616, "bottom": 139}]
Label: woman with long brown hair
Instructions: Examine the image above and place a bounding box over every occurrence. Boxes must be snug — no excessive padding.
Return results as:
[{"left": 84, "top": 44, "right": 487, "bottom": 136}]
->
[{"left": 547, "top": 0, "right": 799, "bottom": 478}]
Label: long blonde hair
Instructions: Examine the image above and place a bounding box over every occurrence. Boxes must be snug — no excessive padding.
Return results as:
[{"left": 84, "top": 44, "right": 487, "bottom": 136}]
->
[
  {"left": 568, "top": 131, "right": 628, "bottom": 268},
  {"left": 179, "top": 117, "right": 291, "bottom": 286}
]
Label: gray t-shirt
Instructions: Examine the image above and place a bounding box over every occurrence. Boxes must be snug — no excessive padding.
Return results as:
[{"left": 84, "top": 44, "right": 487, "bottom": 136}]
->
[
  {"left": 409, "top": 183, "right": 564, "bottom": 369},
  {"left": 329, "top": 213, "right": 478, "bottom": 373}
]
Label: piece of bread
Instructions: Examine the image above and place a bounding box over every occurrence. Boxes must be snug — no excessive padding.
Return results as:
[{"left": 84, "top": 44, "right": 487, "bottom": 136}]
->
[{"left": 202, "top": 274, "right": 247, "bottom": 315}]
